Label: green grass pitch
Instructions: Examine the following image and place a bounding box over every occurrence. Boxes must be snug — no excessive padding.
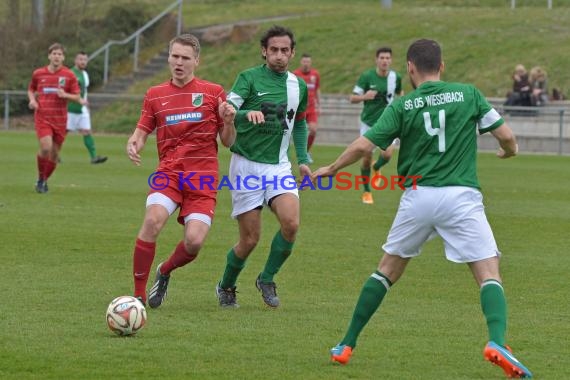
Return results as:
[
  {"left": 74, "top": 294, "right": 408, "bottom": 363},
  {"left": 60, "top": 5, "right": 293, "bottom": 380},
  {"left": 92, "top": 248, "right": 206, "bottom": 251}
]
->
[{"left": 0, "top": 131, "right": 568, "bottom": 379}]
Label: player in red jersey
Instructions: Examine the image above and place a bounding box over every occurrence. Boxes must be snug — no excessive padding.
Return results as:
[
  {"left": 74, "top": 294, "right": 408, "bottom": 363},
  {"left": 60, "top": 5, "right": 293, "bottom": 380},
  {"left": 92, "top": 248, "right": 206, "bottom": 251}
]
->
[
  {"left": 293, "top": 53, "right": 321, "bottom": 163},
  {"left": 28, "top": 43, "right": 80, "bottom": 193},
  {"left": 126, "top": 34, "right": 236, "bottom": 308}
]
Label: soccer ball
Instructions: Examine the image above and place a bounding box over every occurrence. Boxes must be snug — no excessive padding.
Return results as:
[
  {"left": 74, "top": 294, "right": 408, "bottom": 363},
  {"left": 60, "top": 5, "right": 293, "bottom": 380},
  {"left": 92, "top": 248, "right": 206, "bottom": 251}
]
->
[{"left": 106, "top": 296, "right": 147, "bottom": 336}]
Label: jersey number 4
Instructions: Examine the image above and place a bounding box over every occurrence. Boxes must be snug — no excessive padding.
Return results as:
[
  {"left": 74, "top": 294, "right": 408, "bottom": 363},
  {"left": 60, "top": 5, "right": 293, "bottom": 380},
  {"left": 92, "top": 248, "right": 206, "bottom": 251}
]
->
[{"left": 423, "top": 110, "right": 446, "bottom": 152}]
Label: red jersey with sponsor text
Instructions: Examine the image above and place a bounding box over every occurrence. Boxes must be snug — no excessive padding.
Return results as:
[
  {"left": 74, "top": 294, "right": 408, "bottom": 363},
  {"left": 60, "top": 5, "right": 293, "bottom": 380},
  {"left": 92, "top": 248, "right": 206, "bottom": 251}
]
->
[
  {"left": 28, "top": 66, "right": 80, "bottom": 129},
  {"left": 293, "top": 68, "right": 320, "bottom": 110},
  {"left": 136, "top": 78, "right": 225, "bottom": 176}
]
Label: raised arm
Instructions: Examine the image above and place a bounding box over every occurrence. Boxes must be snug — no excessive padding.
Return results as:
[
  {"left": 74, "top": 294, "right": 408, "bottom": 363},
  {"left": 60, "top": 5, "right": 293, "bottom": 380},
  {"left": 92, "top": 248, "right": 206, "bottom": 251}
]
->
[{"left": 311, "top": 136, "right": 376, "bottom": 179}]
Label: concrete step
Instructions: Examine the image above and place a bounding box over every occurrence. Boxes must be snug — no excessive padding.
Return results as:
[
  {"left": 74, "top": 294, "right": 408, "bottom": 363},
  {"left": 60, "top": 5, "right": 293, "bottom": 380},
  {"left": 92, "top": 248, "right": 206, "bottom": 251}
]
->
[
  {"left": 102, "top": 83, "right": 133, "bottom": 93},
  {"left": 134, "top": 69, "right": 163, "bottom": 80},
  {"left": 144, "top": 62, "right": 167, "bottom": 70},
  {"left": 105, "top": 77, "right": 133, "bottom": 86}
]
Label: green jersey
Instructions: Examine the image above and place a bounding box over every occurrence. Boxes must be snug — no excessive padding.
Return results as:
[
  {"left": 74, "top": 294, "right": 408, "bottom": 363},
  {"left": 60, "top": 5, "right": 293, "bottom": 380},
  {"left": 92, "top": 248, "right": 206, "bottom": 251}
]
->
[
  {"left": 228, "top": 64, "right": 308, "bottom": 164},
  {"left": 353, "top": 69, "right": 402, "bottom": 126},
  {"left": 364, "top": 81, "right": 503, "bottom": 189},
  {"left": 68, "top": 67, "right": 88, "bottom": 114}
]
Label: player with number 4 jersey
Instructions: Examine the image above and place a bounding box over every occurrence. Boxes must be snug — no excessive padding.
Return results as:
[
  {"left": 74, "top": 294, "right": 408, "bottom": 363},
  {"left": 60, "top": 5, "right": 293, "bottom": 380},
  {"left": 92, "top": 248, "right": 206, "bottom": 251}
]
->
[
  {"left": 364, "top": 81, "right": 496, "bottom": 189},
  {"left": 312, "top": 39, "right": 531, "bottom": 378}
]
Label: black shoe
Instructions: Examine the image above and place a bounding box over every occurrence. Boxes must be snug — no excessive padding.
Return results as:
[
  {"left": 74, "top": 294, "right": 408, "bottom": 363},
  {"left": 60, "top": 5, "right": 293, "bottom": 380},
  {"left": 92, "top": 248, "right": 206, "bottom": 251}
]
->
[
  {"left": 35, "top": 180, "right": 48, "bottom": 193},
  {"left": 91, "top": 156, "right": 108, "bottom": 164},
  {"left": 255, "top": 274, "right": 279, "bottom": 308},
  {"left": 215, "top": 283, "right": 239, "bottom": 308},
  {"left": 148, "top": 263, "right": 170, "bottom": 309}
]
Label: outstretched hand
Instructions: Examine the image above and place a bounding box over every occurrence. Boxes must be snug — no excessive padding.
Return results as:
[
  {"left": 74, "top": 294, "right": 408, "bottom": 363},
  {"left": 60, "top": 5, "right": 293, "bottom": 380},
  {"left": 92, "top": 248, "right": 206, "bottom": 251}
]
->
[{"left": 310, "top": 165, "right": 336, "bottom": 182}]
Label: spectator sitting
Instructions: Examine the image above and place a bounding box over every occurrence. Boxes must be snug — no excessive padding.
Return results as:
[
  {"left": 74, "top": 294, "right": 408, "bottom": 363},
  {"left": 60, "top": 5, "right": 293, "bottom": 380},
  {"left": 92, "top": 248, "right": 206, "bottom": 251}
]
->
[
  {"left": 529, "top": 66, "right": 548, "bottom": 106},
  {"left": 504, "top": 64, "right": 531, "bottom": 106}
]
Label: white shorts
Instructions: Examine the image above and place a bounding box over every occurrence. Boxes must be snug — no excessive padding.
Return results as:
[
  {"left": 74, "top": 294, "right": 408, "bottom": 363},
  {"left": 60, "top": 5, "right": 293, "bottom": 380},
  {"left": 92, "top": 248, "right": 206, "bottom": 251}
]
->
[
  {"left": 359, "top": 121, "right": 398, "bottom": 147},
  {"left": 382, "top": 186, "right": 500, "bottom": 263},
  {"left": 229, "top": 153, "right": 298, "bottom": 218},
  {"left": 146, "top": 192, "right": 212, "bottom": 226},
  {"left": 67, "top": 111, "right": 91, "bottom": 131},
  {"left": 359, "top": 120, "right": 372, "bottom": 136}
]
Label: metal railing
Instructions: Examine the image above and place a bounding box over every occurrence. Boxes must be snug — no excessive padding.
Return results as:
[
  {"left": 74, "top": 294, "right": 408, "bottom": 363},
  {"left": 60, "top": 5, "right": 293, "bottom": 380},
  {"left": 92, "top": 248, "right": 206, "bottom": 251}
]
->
[
  {"left": 88, "top": 0, "right": 183, "bottom": 85},
  {"left": 511, "top": 0, "right": 553, "bottom": 9},
  {"left": 2, "top": 90, "right": 142, "bottom": 129},
  {"left": 2, "top": 91, "right": 568, "bottom": 155}
]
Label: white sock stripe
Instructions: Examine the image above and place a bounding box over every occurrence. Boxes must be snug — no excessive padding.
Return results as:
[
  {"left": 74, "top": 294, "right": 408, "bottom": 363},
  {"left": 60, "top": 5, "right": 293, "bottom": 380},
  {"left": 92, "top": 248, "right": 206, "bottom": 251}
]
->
[
  {"left": 371, "top": 273, "right": 391, "bottom": 290},
  {"left": 481, "top": 279, "right": 503, "bottom": 291}
]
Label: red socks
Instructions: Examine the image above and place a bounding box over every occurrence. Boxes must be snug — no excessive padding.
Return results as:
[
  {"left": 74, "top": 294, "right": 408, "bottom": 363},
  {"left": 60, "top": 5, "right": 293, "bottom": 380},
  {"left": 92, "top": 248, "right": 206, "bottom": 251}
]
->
[
  {"left": 160, "top": 241, "right": 197, "bottom": 276},
  {"left": 133, "top": 239, "right": 197, "bottom": 302},
  {"left": 307, "top": 133, "right": 316, "bottom": 151},
  {"left": 44, "top": 159, "right": 56, "bottom": 180},
  {"left": 37, "top": 155, "right": 57, "bottom": 181},
  {"left": 132, "top": 238, "right": 156, "bottom": 302}
]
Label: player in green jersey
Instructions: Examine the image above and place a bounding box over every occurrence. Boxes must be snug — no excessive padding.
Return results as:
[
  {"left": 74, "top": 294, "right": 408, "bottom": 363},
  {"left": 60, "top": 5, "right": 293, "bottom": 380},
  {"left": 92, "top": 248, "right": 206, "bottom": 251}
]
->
[
  {"left": 350, "top": 47, "right": 402, "bottom": 204},
  {"left": 215, "top": 25, "right": 311, "bottom": 309},
  {"left": 66, "top": 52, "right": 107, "bottom": 164},
  {"left": 313, "top": 39, "right": 532, "bottom": 378}
]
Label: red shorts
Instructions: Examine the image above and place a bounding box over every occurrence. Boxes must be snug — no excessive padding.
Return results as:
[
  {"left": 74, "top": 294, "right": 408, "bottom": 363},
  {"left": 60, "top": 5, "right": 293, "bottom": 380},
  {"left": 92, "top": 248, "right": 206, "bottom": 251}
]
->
[
  {"left": 305, "top": 108, "right": 319, "bottom": 124},
  {"left": 35, "top": 121, "right": 67, "bottom": 146},
  {"left": 148, "top": 171, "right": 217, "bottom": 225}
]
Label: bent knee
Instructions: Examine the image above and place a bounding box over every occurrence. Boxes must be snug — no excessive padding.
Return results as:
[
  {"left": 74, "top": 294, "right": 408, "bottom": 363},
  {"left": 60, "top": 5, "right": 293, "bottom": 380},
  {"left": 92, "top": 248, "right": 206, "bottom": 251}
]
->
[
  {"left": 39, "top": 147, "right": 51, "bottom": 157},
  {"left": 240, "top": 233, "right": 260, "bottom": 253},
  {"left": 280, "top": 220, "right": 299, "bottom": 241},
  {"left": 183, "top": 236, "right": 206, "bottom": 254},
  {"left": 141, "top": 216, "right": 166, "bottom": 239}
]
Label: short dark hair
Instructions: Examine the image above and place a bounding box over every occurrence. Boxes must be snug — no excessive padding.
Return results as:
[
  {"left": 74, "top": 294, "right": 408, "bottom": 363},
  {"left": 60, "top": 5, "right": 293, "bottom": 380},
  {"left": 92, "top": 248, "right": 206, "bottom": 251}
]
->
[
  {"left": 301, "top": 53, "right": 311, "bottom": 59},
  {"left": 406, "top": 39, "right": 441, "bottom": 74},
  {"left": 260, "top": 25, "right": 296, "bottom": 50},
  {"left": 376, "top": 47, "right": 392, "bottom": 57},
  {"left": 76, "top": 51, "right": 88, "bottom": 57},
  {"left": 48, "top": 43, "right": 65, "bottom": 54}
]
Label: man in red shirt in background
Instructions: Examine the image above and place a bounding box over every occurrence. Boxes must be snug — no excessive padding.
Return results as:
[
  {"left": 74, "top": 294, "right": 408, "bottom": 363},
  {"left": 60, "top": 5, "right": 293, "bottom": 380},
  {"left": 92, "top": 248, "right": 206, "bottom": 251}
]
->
[
  {"left": 126, "top": 34, "right": 236, "bottom": 308},
  {"left": 293, "top": 53, "right": 321, "bottom": 164},
  {"left": 28, "top": 42, "right": 80, "bottom": 193}
]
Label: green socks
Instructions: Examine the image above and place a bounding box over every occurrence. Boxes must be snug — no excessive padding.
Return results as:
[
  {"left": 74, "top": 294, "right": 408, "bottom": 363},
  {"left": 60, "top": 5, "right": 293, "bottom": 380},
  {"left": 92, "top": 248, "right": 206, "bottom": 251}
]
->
[
  {"left": 220, "top": 231, "right": 294, "bottom": 288},
  {"left": 83, "top": 134, "right": 97, "bottom": 159},
  {"left": 480, "top": 279, "right": 507, "bottom": 346},
  {"left": 341, "top": 271, "right": 392, "bottom": 348},
  {"left": 219, "top": 248, "right": 246, "bottom": 289},
  {"left": 361, "top": 167, "right": 371, "bottom": 192},
  {"left": 260, "top": 230, "right": 294, "bottom": 283},
  {"left": 373, "top": 156, "right": 390, "bottom": 171},
  {"left": 338, "top": 276, "right": 506, "bottom": 350}
]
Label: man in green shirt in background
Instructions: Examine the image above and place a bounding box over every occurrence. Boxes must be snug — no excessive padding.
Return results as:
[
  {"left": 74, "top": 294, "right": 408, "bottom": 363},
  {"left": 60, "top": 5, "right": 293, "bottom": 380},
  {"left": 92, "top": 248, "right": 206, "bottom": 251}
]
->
[
  {"left": 350, "top": 47, "right": 402, "bottom": 204},
  {"left": 67, "top": 51, "right": 107, "bottom": 164}
]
